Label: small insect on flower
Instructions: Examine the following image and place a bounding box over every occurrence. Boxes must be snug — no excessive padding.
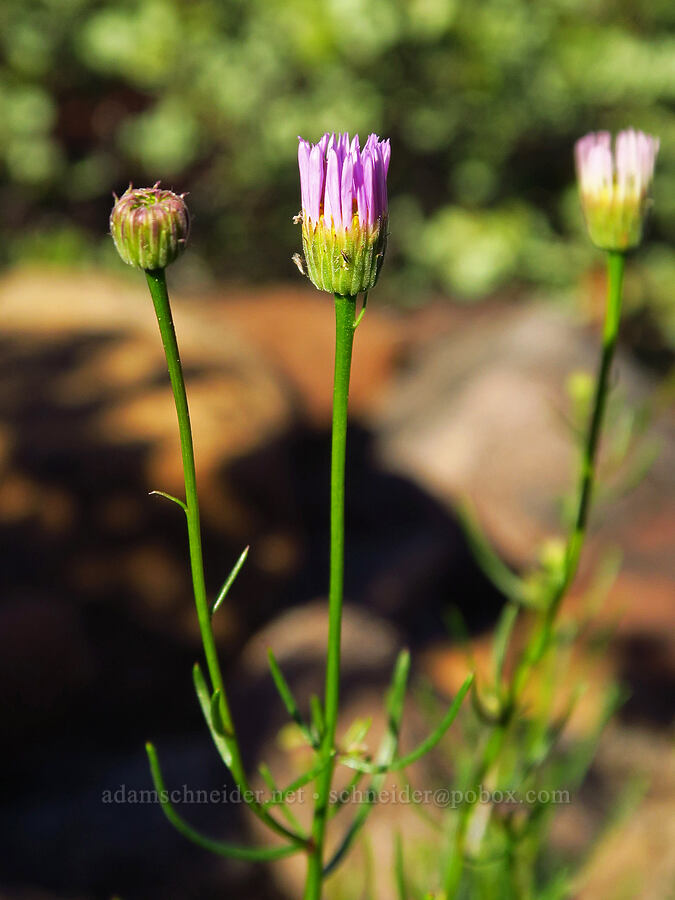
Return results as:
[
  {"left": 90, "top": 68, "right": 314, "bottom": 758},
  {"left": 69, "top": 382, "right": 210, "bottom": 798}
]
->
[
  {"left": 296, "top": 132, "right": 390, "bottom": 295},
  {"left": 575, "top": 129, "right": 659, "bottom": 252},
  {"left": 110, "top": 183, "right": 190, "bottom": 270},
  {"left": 291, "top": 252, "right": 305, "bottom": 275}
]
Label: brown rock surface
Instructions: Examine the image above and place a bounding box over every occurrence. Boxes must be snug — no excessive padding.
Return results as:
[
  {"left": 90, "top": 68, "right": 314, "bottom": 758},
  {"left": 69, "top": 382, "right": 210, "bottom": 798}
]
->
[
  {"left": 205, "top": 285, "right": 405, "bottom": 424},
  {"left": 374, "top": 302, "right": 672, "bottom": 563}
]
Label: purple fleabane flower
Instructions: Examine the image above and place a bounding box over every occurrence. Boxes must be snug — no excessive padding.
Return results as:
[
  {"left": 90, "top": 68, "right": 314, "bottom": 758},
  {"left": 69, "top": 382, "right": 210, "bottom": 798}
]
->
[
  {"left": 295, "top": 132, "right": 390, "bottom": 295},
  {"left": 575, "top": 129, "right": 659, "bottom": 251}
]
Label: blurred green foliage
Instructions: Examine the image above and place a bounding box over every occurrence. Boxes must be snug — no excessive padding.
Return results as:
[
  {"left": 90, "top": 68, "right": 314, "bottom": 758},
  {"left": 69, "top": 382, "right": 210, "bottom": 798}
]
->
[{"left": 0, "top": 0, "right": 673, "bottom": 323}]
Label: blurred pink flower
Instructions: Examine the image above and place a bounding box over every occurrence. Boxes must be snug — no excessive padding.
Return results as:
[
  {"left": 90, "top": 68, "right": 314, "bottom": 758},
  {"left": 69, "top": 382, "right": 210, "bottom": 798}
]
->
[{"left": 575, "top": 129, "right": 659, "bottom": 251}]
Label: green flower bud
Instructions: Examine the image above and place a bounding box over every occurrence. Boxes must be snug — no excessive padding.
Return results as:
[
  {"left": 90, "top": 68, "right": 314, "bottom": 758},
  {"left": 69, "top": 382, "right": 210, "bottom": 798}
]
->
[{"left": 110, "top": 183, "right": 190, "bottom": 271}]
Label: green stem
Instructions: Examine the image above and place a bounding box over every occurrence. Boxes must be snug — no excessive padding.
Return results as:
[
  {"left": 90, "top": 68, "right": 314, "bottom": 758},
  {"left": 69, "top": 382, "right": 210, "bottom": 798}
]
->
[
  {"left": 145, "top": 270, "right": 227, "bottom": 704},
  {"left": 527, "top": 249, "right": 625, "bottom": 667},
  {"left": 443, "top": 250, "right": 625, "bottom": 895},
  {"left": 144, "top": 269, "right": 302, "bottom": 847},
  {"left": 304, "top": 293, "right": 357, "bottom": 900},
  {"left": 560, "top": 251, "right": 625, "bottom": 597}
]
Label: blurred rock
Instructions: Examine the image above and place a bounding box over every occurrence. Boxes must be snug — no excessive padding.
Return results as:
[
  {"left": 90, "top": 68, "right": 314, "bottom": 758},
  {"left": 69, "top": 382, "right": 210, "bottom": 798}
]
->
[
  {"left": 556, "top": 724, "right": 675, "bottom": 900},
  {"left": 207, "top": 286, "right": 405, "bottom": 425},
  {"left": 374, "top": 302, "right": 672, "bottom": 566},
  {"left": 375, "top": 300, "right": 675, "bottom": 721},
  {"left": 0, "top": 266, "right": 291, "bottom": 509},
  {"left": 4, "top": 270, "right": 366, "bottom": 659}
]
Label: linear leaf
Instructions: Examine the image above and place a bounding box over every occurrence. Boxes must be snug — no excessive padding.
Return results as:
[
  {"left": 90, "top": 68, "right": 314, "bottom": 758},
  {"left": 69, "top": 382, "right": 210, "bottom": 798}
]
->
[
  {"left": 267, "top": 648, "right": 318, "bottom": 749},
  {"left": 145, "top": 742, "right": 300, "bottom": 861},
  {"left": 340, "top": 672, "right": 474, "bottom": 775},
  {"left": 324, "top": 649, "right": 411, "bottom": 875},
  {"left": 193, "top": 662, "right": 233, "bottom": 767},
  {"left": 149, "top": 489, "right": 188, "bottom": 513},
  {"left": 212, "top": 546, "right": 249, "bottom": 615}
]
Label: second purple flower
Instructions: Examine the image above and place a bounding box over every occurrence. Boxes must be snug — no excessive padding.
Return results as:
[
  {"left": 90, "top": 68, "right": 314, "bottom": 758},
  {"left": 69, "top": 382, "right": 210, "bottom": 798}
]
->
[{"left": 296, "top": 132, "right": 390, "bottom": 296}]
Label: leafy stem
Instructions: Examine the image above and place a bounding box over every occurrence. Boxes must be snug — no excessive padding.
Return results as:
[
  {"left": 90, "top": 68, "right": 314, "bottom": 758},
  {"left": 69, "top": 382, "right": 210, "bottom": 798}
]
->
[
  {"left": 443, "top": 250, "right": 625, "bottom": 894},
  {"left": 144, "top": 268, "right": 303, "bottom": 846}
]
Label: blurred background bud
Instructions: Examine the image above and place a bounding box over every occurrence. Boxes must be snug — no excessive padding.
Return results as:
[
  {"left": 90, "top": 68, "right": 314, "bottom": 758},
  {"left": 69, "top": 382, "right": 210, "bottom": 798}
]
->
[{"left": 575, "top": 129, "right": 659, "bottom": 251}]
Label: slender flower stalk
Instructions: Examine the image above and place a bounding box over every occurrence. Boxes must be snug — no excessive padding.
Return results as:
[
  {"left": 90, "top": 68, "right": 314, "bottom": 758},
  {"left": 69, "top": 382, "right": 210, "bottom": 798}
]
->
[
  {"left": 109, "top": 187, "right": 304, "bottom": 853},
  {"left": 143, "top": 273, "right": 302, "bottom": 846},
  {"left": 295, "top": 133, "right": 390, "bottom": 898},
  {"left": 304, "top": 292, "right": 358, "bottom": 900}
]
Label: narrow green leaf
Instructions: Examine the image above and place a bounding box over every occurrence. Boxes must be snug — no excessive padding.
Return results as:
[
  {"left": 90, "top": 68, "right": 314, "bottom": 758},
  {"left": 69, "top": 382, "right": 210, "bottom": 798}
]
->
[
  {"left": 149, "top": 489, "right": 187, "bottom": 513},
  {"left": 492, "top": 601, "right": 519, "bottom": 684},
  {"left": 193, "top": 662, "right": 233, "bottom": 767},
  {"left": 145, "top": 742, "right": 300, "bottom": 862},
  {"left": 354, "top": 291, "right": 369, "bottom": 329},
  {"left": 445, "top": 605, "right": 470, "bottom": 646},
  {"left": 194, "top": 668, "right": 307, "bottom": 847},
  {"left": 310, "top": 693, "right": 325, "bottom": 744},
  {"left": 457, "top": 500, "right": 535, "bottom": 606},
  {"left": 328, "top": 768, "right": 364, "bottom": 819},
  {"left": 258, "top": 762, "right": 306, "bottom": 837},
  {"left": 324, "top": 649, "right": 411, "bottom": 876},
  {"left": 267, "top": 649, "right": 318, "bottom": 749},
  {"left": 212, "top": 546, "right": 249, "bottom": 615},
  {"left": 384, "top": 649, "right": 411, "bottom": 744},
  {"left": 263, "top": 756, "right": 331, "bottom": 810},
  {"left": 210, "top": 689, "right": 231, "bottom": 737},
  {"left": 340, "top": 672, "right": 474, "bottom": 775}
]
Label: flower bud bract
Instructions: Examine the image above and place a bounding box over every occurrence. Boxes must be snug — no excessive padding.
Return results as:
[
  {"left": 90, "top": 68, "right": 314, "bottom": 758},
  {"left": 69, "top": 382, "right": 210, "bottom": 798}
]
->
[{"left": 110, "top": 184, "right": 190, "bottom": 270}]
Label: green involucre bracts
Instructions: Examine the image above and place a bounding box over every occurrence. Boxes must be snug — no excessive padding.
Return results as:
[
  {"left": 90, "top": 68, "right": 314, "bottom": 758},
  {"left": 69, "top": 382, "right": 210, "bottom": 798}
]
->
[{"left": 110, "top": 184, "right": 190, "bottom": 270}]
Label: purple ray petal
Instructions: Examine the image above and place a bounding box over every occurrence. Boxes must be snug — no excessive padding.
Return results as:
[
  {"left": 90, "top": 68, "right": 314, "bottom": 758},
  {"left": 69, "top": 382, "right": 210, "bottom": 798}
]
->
[
  {"left": 340, "top": 152, "right": 354, "bottom": 229},
  {"left": 298, "top": 138, "right": 311, "bottom": 213},
  {"left": 353, "top": 148, "right": 367, "bottom": 225},
  {"left": 363, "top": 151, "right": 375, "bottom": 228},
  {"left": 374, "top": 143, "right": 387, "bottom": 217},
  {"left": 325, "top": 146, "right": 342, "bottom": 229},
  {"left": 308, "top": 144, "right": 324, "bottom": 223},
  {"left": 381, "top": 139, "right": 391, "bottom": 177}
]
